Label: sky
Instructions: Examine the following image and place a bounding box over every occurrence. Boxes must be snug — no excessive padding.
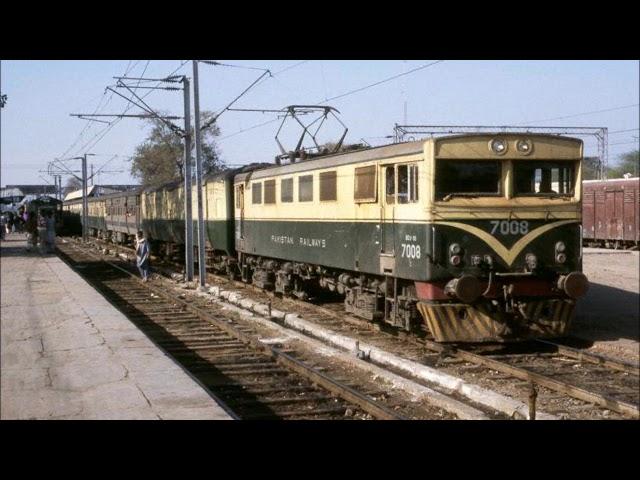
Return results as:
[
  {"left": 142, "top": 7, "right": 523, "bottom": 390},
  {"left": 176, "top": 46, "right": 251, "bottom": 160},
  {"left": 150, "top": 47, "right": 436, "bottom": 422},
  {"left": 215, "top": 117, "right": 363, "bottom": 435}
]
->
[{"left": 1, "top": 60, "right": 638, "bottom": 187}]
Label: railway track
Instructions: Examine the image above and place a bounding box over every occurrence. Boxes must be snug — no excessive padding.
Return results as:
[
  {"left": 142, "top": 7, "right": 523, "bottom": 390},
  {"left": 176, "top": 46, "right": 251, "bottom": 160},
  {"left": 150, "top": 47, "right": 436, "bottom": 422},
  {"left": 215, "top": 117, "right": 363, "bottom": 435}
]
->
[
  {"left": 72, "top": 236, "right": 640, "bottom": 419},
  {"left": 55, "top": 241, "right": 413, "bottom": 420}
]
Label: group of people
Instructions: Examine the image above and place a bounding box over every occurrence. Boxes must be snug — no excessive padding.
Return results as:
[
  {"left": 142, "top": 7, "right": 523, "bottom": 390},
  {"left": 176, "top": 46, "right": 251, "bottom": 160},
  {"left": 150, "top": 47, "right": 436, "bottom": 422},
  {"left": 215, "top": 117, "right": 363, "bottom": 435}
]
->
[
  {"left": 2, "top": 207, "right": 151, "bottom": 280},
  {"left": 1, "top": 210, "right": 25, "bottom": 236},
  {"left": 0, "top": 208, "right": 57, "bottom": 253}
]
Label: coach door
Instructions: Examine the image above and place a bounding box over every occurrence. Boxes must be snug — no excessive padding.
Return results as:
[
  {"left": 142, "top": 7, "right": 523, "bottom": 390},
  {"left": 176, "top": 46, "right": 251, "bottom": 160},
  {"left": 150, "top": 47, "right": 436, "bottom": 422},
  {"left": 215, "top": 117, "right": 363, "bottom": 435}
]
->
[
  {"left": 381, "top": 164, "right": 396, "bottom": 255},
  {"left": 235, "top": 184, "right": 245, "bottom": 247}
]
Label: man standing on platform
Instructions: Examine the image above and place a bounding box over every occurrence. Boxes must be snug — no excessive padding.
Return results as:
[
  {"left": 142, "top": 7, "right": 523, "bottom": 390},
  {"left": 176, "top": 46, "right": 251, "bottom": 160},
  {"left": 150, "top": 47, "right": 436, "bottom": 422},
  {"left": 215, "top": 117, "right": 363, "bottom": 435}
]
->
[{"left": 135, "top": 230, "right": 151, "bottom": 282}]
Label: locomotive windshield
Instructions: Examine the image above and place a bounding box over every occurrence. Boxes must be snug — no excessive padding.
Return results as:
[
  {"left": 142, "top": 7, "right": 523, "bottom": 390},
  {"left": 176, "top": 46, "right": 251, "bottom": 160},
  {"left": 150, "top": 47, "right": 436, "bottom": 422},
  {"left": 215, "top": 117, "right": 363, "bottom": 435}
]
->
[
  {"left": 514, "top": 161, "right": 575, "bottom": 196},
  {"left": 435, "top": 160, "right": 501, "bottom": 200}
]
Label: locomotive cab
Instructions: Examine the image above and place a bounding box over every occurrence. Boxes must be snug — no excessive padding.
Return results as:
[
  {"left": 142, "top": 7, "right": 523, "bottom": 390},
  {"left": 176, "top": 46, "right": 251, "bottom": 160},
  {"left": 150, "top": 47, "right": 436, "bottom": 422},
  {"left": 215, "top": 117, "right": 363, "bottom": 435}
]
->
[{"left": 416, "top": 134, "right": 589, "bottom": 342}]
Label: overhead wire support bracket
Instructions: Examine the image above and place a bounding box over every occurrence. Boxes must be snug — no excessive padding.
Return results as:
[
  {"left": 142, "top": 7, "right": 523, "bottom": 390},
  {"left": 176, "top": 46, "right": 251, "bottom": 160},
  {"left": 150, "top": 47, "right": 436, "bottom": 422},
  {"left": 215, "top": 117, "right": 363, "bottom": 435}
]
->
[
  {"left": 111, "top": 82, "right": 185, "bottom": 136},
  {"left": 199, "top": 67, "right": 272, "bottom": 132}
]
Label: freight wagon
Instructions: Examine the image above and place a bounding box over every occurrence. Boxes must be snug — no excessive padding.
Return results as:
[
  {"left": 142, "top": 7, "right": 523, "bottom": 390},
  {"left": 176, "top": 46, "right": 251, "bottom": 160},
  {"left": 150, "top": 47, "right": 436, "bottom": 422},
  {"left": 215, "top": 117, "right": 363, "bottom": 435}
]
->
[{"left": 583, "top": 177, "right": 640, "bottom": 249}]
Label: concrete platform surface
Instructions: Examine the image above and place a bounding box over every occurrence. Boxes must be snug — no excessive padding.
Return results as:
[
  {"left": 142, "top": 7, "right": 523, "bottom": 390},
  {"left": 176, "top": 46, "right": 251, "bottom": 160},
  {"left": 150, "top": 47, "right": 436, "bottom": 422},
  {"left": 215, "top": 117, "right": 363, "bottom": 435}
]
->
[{"left": 1, "top": 234, "right": 233, "bottom": 420}]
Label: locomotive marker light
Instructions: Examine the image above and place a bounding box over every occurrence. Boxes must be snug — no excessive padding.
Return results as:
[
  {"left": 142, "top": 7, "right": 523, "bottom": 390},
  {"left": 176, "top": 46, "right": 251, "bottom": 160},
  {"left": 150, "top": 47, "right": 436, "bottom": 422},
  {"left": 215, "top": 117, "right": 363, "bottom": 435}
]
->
[
  {"left": 525, "top": 253, "right": 538, "bottom": 271},
  {"left": 557, "top": 272, "right": 590, "bottom": 299}
]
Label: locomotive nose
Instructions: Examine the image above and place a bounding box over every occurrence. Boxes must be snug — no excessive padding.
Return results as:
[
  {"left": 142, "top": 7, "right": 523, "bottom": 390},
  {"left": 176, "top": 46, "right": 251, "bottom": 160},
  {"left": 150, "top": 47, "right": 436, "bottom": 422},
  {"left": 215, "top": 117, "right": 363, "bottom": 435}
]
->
[
  {"left": 557, "top": 272, "right": 590, "bottom": 299},
  {"left": 444, "top": 274, "right": 482, "bottom": 303}
]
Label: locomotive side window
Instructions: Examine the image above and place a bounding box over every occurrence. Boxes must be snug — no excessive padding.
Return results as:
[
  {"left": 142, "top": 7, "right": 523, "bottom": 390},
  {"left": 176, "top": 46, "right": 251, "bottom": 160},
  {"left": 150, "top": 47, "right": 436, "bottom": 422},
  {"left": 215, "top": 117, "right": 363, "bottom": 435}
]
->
[
  {"left": 281, "top": 178, "right": 293, "bottom": 203},
  {"left": 514, "top": 161, "right": 575, "bottom": 196},
  {"left": 264, "top": 179, "right": 276, "bottom": 204},
  {"left": 319, "top": 171, "right": 337, "bottom": 201},
  {"left": 252, "top": 182, "right": 262, "bottom": 204},
  {"left": 435, "top": 160, "right": 501, "bottom": 200},
  {"left": 385, "top": 166, "right": 395, "bottom": 204},
  {"left": 299, "top": 175, "right": 313, "bottom": 202},
  {"left": 385, "top": 164, "right": 419, "bottom": 204},
  {"left": 354, "top": 165, "right": 377, "bottom": 202}
]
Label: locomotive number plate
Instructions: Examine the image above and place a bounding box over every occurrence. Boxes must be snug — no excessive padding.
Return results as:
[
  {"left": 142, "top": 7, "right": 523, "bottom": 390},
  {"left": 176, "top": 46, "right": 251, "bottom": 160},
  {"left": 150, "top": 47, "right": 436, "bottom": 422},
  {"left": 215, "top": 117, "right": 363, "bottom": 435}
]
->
[{"left": 490, "top": 220, "right": 529, "bottom": 236}]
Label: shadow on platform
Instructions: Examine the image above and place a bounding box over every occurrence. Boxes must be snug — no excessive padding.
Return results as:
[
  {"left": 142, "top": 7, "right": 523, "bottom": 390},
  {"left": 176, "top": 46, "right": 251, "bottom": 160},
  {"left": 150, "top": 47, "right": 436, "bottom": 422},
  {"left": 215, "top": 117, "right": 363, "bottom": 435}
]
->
[{"left": 573, "top": 281, "right": 640, "bottom": 344}]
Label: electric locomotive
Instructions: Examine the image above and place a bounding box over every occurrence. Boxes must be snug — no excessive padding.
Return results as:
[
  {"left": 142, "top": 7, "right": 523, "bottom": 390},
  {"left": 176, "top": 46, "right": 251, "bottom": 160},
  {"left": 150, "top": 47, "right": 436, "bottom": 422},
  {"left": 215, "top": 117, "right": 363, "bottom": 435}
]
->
[{"left": 233, "top": 133, "right": 589, "bottom": 342}]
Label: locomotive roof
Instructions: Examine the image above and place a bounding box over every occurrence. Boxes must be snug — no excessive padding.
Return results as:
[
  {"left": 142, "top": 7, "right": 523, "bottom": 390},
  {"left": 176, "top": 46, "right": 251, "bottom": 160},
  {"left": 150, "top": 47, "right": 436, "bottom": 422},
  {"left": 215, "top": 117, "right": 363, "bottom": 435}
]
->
[
  {"left": 234, "top": 133, "right": 583, "bottom": 182},
  {"left": 234, "top": 140, "right": 425, "bottom": 182}
]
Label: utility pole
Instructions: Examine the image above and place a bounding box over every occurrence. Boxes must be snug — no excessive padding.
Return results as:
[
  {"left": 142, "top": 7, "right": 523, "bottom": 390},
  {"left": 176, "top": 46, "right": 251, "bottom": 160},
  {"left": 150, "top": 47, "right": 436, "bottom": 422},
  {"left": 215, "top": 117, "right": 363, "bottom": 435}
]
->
[
  {"left": 192, "top": 60, "right": 207, "bottom": 289},
  {"left": 82, "top": 155, "right": 89, "bottom": 242},
  {"left": 71, "top": 73, "right": 192, "bottom": 279},
  {"left": 90, "top": 164, "right": 94, "bottom": 186},
  {"left": 182, "top": 76, "right": 194, "bottom": 282}
]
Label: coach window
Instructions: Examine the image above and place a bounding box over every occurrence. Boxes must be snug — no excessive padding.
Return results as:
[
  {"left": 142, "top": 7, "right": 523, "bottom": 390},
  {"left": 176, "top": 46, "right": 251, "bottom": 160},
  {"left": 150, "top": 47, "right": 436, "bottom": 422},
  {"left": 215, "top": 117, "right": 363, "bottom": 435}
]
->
[
  {"left": 319, "top": 171, "right": 337, "bottom": 201},
  {"left": 299, "top": 175, "right": 313, "bottom": 202},
  {"left": 354, "top": 165, "right": 377, "bottom": 202},
  {"left": 281, "top": 178, "right": 293, "bottom": 203},
  {"left": 252, "top": 182, "right": 262, "bottom": 204},
  {"left": 264, "top": 179, "right": 276, "bottom": 204}
]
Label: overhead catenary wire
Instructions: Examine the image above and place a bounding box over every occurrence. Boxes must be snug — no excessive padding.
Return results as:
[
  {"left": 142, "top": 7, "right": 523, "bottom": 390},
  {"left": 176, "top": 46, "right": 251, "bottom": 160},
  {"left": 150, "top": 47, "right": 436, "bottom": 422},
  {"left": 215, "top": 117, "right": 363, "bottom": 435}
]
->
[
  {"left": 517, "top": 103, "right": 640, "bottom": 125},
  {"left": 218, "top": 60, "right": 444, "bottom": 143},
  {"left": 319, "top": 60, "right": 444, "bottom": 104}
]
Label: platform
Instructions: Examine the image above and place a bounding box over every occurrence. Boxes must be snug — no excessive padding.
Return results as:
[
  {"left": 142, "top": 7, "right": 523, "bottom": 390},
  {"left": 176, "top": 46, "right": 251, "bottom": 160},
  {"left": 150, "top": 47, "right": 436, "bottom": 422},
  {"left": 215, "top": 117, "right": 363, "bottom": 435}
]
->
[{"left": 0, "top": 233, "right": 233, "bottom": 420}]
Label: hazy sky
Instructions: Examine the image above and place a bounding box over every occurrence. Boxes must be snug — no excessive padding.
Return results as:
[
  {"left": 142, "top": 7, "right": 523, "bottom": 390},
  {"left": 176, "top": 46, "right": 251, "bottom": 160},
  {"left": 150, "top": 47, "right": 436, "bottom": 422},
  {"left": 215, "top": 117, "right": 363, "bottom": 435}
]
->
[{"left": 1, "top": 60, "right": 638, "bottom": 186}]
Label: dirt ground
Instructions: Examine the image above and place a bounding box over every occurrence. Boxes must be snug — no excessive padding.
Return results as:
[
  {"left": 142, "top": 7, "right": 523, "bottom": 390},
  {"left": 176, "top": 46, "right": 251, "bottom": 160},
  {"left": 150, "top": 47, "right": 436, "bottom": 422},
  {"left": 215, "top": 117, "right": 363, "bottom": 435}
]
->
[{"left": 573, "top": 248, "right": 639, "bottom": 363}]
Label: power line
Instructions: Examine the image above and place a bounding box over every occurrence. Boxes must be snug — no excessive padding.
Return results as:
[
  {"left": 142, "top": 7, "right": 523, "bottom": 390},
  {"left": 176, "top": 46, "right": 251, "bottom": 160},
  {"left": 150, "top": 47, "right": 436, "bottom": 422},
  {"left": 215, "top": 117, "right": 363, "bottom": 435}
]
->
[
  {"left": 610, "top": 127, "right": 639, "bottom": 135},
  {"left": 218, "top": 60, "right": 444, "bottom": 144},
  {"left": 518, "top": 103, "right": 639, "bottom": 125},
  {"left": 609, "top": 140, "right": 639, "bottom": 147},
  {"left": 320, "top": 60, "right": 444, "bottom": 104},
  {"left": 66, "top": 61, "right": 189, "bottom": 160}
]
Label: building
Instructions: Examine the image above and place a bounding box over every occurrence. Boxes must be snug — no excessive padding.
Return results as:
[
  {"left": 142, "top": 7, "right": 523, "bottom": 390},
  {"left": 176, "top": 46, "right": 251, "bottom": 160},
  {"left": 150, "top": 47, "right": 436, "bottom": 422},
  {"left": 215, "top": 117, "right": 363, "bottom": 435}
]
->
[
  {"left": 62, "top": 184, "right": 139, "bottom": 202},
  {"left": 1, "top": 185, "right": 58, "bottom": 204}
]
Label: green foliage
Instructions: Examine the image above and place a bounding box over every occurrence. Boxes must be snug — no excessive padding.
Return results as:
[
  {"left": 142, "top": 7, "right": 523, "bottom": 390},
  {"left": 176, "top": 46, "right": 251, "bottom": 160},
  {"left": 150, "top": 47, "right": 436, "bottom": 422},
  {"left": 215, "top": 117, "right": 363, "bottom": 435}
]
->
[
  {"left": 0, "top": 94, "right": 7, "bottom": 108},
  {"left": 130, "top": 112, "right": 224, "bottom": 188},
  {"left": 608, "top": 149, "right": 639, "bottom": 178},
  {"left": 582, "top": 156, "right": 601, "bottom": 180}
]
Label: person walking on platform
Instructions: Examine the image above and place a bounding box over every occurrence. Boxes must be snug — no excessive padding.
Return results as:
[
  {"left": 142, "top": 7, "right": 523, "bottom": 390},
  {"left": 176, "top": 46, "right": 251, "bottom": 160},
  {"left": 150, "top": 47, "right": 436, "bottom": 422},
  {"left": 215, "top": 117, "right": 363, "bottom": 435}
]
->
[
  {"left": 135, "top": 230, "right": 151, "bottom": 282},
  {"left": 24, "top": 210, "right": 38, "bottom": 252},
  {"left": 45, "top": 211, "right": 56, "bottom": 253}
]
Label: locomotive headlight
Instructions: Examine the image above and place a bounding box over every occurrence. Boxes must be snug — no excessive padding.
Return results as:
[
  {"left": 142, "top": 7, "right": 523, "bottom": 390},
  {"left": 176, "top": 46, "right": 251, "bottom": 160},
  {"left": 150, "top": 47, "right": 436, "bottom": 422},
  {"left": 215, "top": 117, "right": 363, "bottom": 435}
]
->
[
  {"left": 450, "top": 255, "right": 462, "bottom": 266},
  {"left": 555, "top": 241, "right": 566, "bottom": 253},
  {"left": 489, "top": 138, "right": 508, "bottom": 155},
  {"left": 449, "top": 243, "right": 462, "bottom": 255},
  {"left": 525, "top": 253, "right": 538, "bottom": 270},
  {"left": 556, "top": 253, "right": 567, "bottom": 264},
  {"left": 516, "top": 139, "right": 533, "bottom": 155}
]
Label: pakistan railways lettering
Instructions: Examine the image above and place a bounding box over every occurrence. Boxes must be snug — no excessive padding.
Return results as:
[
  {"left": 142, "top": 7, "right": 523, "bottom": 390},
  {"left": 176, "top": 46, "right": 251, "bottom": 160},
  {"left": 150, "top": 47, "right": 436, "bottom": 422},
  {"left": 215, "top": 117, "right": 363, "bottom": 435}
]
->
[{"left": 271, "top": 235, "right": 326, "bottom": 248}]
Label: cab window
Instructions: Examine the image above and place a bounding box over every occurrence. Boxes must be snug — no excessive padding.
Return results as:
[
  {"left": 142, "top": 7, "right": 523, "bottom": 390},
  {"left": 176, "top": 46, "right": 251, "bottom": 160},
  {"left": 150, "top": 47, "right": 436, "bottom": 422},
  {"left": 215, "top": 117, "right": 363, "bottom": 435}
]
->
[
  {"left": 435, "top": 160, "right": 501, "bottom": 200},
  {"left": 514, "top": 161, "right": 575, "bottom": 196}
]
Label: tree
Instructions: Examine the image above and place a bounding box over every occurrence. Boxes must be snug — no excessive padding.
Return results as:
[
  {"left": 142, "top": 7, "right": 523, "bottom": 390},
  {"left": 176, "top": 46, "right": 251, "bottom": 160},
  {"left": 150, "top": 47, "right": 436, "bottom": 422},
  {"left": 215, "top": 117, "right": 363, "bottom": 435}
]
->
[
  {"left": 130, "top": 111, "right": 224, "bottom": 188},
  {"left": 0, "top": 94, "right": 7, "bottom": 108},
  {"left": 64, "top": 176, "right": 82, "bottom": 193},
  {"left": 608, "top": 149, "right": 639, "bottom": 178},
  {"left": 582, "top": 156, "right": 602, "bottom": 180}
]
